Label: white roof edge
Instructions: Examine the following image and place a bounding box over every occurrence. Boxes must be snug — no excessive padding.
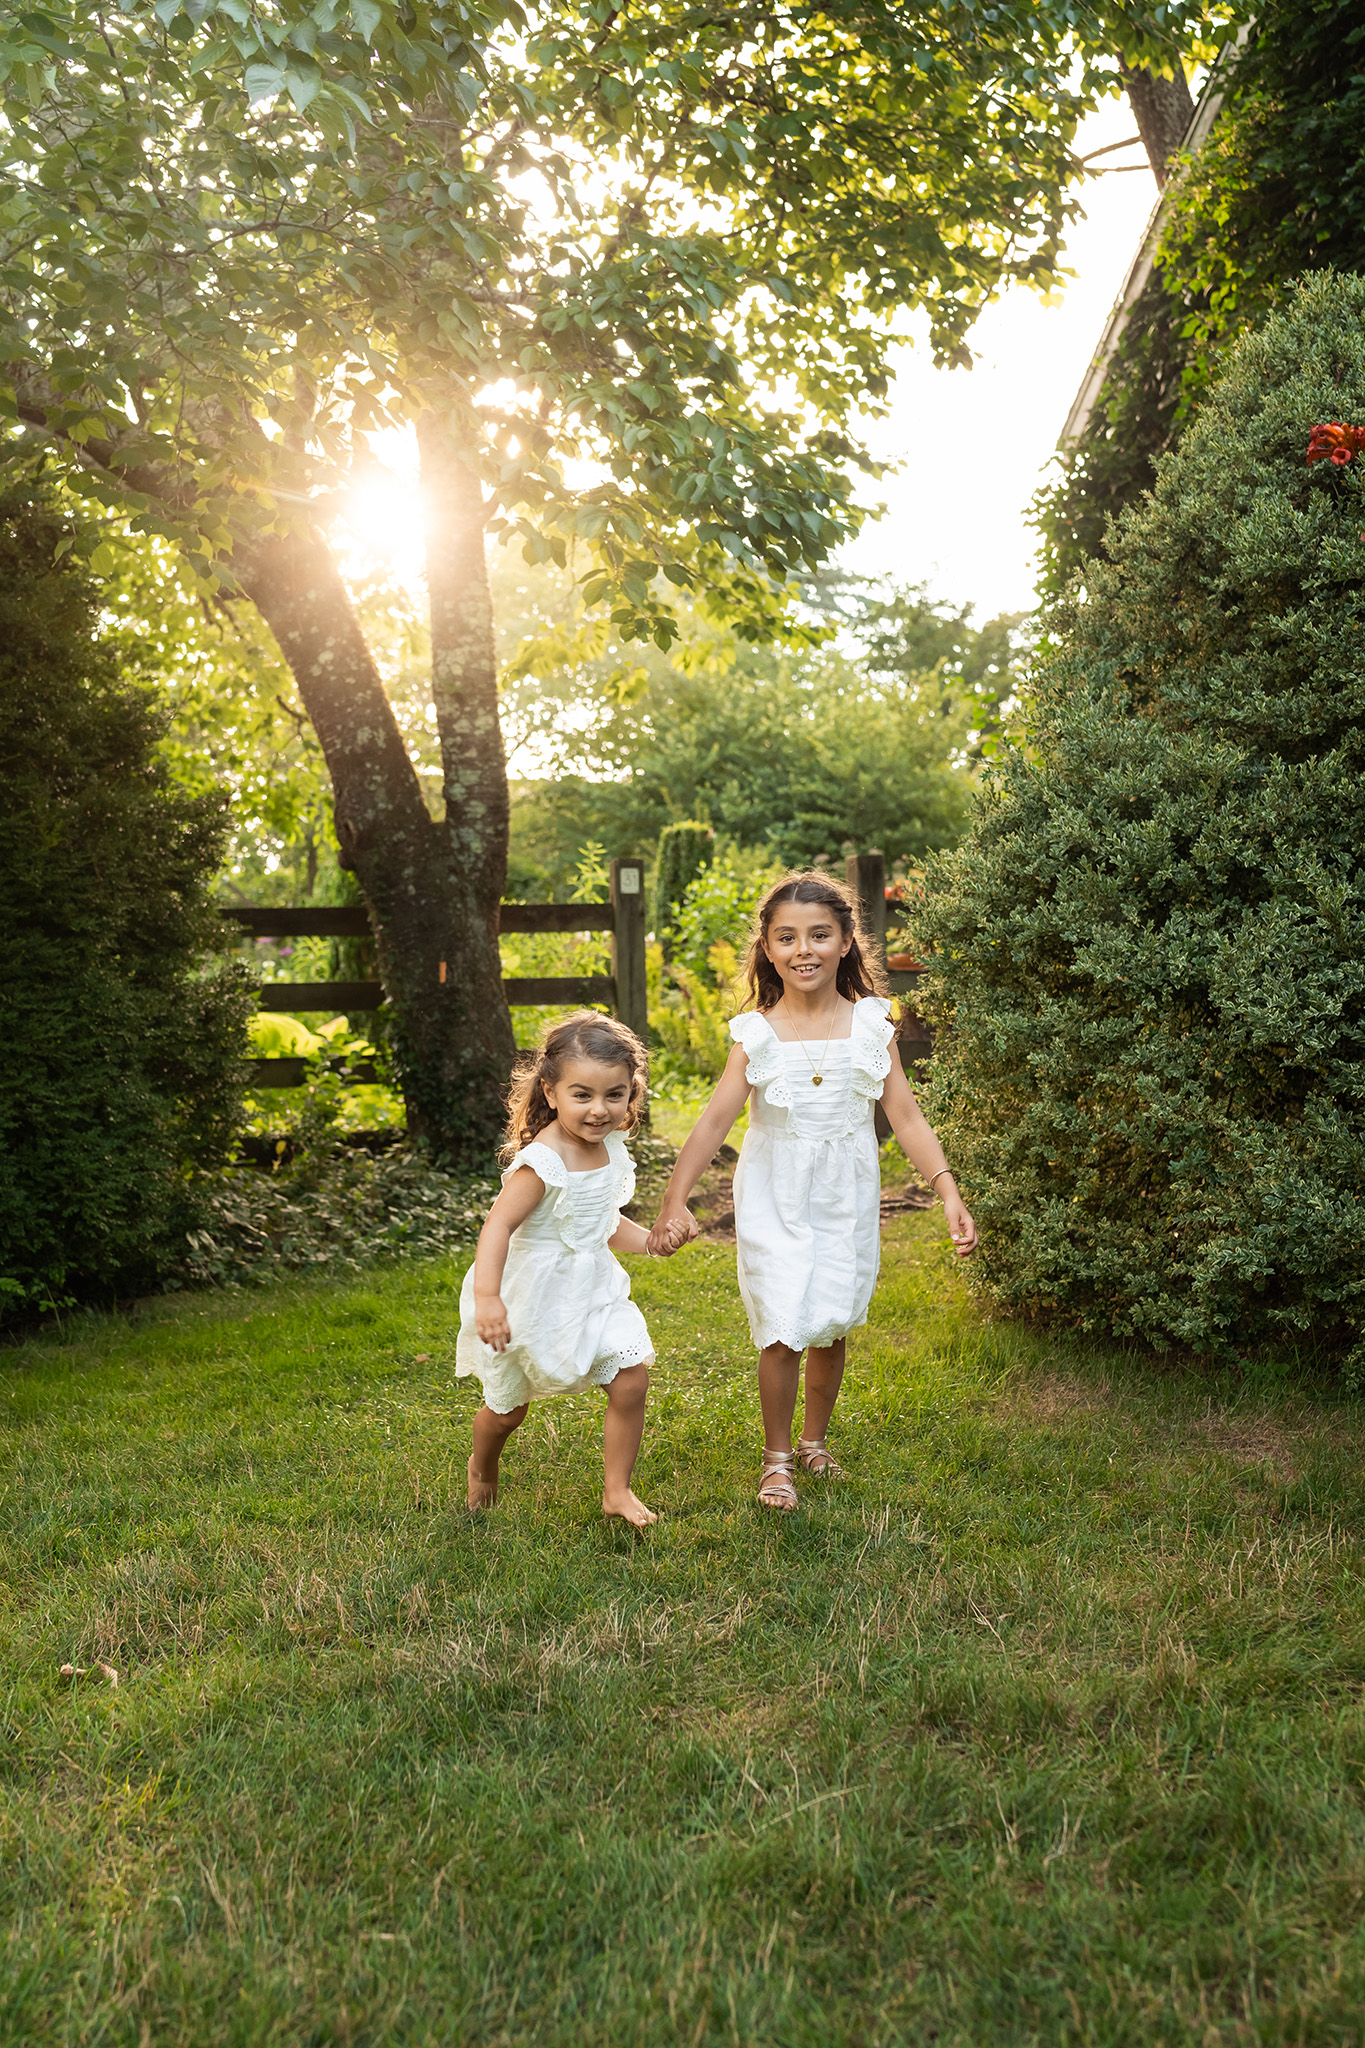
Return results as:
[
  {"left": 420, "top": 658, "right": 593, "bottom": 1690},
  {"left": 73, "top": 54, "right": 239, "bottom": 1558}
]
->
[{"left": 1058, "top": 25, "right": 1254, "bottom": 450}]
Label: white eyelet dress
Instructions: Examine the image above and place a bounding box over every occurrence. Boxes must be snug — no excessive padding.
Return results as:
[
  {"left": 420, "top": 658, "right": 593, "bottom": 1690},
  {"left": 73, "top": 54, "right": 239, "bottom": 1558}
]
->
[
  {"left": 455, "top": 1131, "right": 654, "bottom": 1415},
  {"left": 729, "top": 997, "right": 894, "bottom": 1353}
]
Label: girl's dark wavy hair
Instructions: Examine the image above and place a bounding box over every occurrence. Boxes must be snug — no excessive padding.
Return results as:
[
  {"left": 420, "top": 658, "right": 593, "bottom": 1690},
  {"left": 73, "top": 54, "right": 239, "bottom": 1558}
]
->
[
  {"left": 741, "top": 869, "right": 888, "bottom": 1013},
  {"left": 501, "top": 1010, "right": 649, "bottom": 1163}
]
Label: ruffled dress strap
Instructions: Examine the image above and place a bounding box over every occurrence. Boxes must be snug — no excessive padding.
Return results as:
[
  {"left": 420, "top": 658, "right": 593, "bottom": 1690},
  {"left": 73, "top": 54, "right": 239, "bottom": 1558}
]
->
[
  {"left": 728, "top": 1009, "right": 794, "bottom": 1112},
  {"left": 605, "top": 1130, "right": 636, "bottom": 1211},
  {"left": 845, "top": 995, "right": 895, "bottom": 1134},
  {"left": 502, "top": 1139, "right": 576, "bottom": 1246}
]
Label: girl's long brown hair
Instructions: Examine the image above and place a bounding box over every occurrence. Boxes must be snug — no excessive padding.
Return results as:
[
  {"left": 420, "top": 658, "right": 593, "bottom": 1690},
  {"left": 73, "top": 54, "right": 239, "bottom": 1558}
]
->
[
  {"left": 741, "top": 869, "right": 888, "bottom": 1012},
  {"left": 501, "top": 1010, "right": 649, "bottom": 1163}
]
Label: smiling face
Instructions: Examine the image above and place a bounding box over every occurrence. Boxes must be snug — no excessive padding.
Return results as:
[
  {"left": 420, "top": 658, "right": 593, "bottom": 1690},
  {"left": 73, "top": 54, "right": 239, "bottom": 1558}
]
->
[
  {"left": 762, "top": 898, "right": 852, "bottom": 1001},
  {"left": 541, "top": 1055, "right": 634, "bottom": 1144}
]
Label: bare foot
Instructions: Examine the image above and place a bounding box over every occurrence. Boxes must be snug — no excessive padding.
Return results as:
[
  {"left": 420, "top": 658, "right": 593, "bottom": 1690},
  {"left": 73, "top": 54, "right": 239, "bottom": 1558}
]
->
[
  {"left": 603, "top": 1488, "right": 657, "bottom": 1529},
  {"left": 467, "top": 1455, "right": 498, "bottom": 1511}
]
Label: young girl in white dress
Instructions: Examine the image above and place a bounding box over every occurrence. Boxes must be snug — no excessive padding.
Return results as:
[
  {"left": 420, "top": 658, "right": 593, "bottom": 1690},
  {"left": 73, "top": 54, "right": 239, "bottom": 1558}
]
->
[
  {"left": 456, "top": 1012, "right": 674, "bottom": 1528},
  {"left": 649, "top": 871, "right": 977, "bottom": 1510}
]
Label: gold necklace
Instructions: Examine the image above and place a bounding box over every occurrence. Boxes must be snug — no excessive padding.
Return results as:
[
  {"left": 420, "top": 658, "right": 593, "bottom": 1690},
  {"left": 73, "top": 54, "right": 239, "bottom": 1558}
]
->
[{"left": 780, "top": 998, "right": 841, "bottom": 1086}]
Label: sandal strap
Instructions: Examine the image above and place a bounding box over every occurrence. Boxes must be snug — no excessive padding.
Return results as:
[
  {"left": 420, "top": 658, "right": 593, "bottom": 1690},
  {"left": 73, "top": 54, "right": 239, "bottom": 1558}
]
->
[
  {"left": 758, "top": 1447, "right": 797, "bottom": 1507},
  {"left": 796, "top": 1436, "right": 843, "bottom": 1475}
]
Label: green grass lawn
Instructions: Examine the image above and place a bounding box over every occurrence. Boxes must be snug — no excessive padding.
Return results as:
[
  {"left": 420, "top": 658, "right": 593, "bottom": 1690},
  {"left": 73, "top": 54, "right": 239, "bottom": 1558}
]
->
[{"left": 5, "top": 1218, "right": 1365, "bottom": 2046}]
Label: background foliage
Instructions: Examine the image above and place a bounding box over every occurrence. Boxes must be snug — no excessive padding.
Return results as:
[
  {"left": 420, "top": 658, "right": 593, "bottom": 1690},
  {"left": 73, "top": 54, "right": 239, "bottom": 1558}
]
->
[
  {"left": 0, "top": 0, "right": 1211, "bottom": 637},
  {"left": 503, "top": 572, "right": 1012, "bottom": 894},
  {"left": 1036, "top": 1, "right": 1365, "bottom": 594},
  {"left": 654, "top": 821, "right": 714, "bottom": 959},
  {"left": 918, "top": 273, "right": 1365, "bottom": 1366},
  {"left": 0, "top": 492, "right": 253, "bottom": 1314}
]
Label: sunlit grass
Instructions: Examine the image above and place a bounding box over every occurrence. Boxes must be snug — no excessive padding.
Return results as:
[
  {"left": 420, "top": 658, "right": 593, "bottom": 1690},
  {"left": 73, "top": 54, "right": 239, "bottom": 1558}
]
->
[{"left": 4, "top": 1217, "right": 1365, "bottom": 2044}]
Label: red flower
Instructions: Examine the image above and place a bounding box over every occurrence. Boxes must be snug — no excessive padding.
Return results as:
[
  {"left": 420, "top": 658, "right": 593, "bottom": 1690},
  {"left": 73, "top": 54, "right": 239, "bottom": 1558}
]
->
[{"left": 1308, "top": 421, "right": 1365, "bottom": 465}]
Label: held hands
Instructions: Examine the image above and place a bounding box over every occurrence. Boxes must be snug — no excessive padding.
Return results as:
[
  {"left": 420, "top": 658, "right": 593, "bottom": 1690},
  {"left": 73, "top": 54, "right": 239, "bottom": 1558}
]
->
[
  {"left": 645, "top": 1208, "right": 700, "bottom": 1258},
  {"left": 474, "top": 1293, "right": 512, "bottom": 1352}
]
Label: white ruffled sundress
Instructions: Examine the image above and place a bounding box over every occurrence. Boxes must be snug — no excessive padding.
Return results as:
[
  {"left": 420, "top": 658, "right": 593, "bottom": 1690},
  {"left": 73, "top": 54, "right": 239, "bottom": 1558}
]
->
[
  {"left": 455, "top": 1131, "right": 653, "bottom": 1414},
  {"left": 728, "top": 996, "right": 894, "bottom": 1353}
]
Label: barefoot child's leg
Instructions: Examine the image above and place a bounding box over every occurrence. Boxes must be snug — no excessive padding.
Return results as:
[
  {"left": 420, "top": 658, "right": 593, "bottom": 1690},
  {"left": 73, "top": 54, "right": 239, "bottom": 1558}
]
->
[
  {"left": 602, "top": 1361, "right": 656, "bottom": 1527},
  {"left": 468, "top": 1401, "right": 527, "bottom": 1509}
]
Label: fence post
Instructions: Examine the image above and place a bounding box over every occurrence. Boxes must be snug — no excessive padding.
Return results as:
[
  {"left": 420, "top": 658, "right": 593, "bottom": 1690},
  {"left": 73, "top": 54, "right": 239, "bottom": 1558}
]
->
[
  {"left": 846, "top": 848, "right": 887, "bottom": 972},
  {"left": 610, "top": 857, "right": 648, "bottom": 1041}
]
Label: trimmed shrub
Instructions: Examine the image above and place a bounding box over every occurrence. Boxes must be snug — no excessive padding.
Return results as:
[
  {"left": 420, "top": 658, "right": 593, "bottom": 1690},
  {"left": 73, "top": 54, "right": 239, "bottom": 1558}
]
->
[
  {"left": 0, "top": 494, "right": 254, "bottom": 1311},
  {"left": 916, "top": 273, "right": 1365, "bottom": 1366},
  {"left": 654, "top": 820, "right": 713, "bottom": 957}
]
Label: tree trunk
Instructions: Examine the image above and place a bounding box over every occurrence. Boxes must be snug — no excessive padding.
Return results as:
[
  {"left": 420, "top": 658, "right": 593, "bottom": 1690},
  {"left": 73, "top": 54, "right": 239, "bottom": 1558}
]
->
[
  {"left": 1121, "top": 60, "right": 1196, "bottom": 187},
  {"left": 235, "top": 516, "right": 515, "bottom": 1162}
]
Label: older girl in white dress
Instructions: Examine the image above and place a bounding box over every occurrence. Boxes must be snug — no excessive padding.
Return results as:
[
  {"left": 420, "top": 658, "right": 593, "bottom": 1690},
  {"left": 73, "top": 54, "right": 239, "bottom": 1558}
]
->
[
  {"left": 456, "top": 1012, "right": 673, "bottom": 1528},
  {"left": 650, "top": 871, "right": 977, "bottom": 1510}
]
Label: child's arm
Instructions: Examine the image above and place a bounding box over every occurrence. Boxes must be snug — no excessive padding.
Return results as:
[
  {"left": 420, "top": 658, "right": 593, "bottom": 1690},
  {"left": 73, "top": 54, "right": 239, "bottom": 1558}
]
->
[
  {"left": 647, "top": 1042, "right": 752, "bottom": 1253},
  {"left": 880, "top": 1040, "right": 979, "bottom": 1257},
  {"left": 608, "top": 1216, "right": 653, "bottom": 1256},
  {"left": 470, "top": 1167, "right": 547, "bottom": 1351}
]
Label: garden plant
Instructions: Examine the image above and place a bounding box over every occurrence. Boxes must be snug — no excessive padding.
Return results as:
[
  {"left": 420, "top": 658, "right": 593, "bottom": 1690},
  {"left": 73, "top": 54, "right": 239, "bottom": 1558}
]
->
[
  {"left": 0, "top": 492, "right": 252, "bottom": 1315},
  {"left": 919, "top": 271, "right": 1365, "bottom": 1366}
]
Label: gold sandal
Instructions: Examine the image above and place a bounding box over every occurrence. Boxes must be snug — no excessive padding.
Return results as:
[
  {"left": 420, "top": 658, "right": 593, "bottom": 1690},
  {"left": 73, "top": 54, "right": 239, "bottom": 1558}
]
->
[
  {"left": 796, "top": 1436, "right": 844, "bottom": 1477},
  {"left": 758, "top": 1447, "right": 798, "bottom": 1512}
]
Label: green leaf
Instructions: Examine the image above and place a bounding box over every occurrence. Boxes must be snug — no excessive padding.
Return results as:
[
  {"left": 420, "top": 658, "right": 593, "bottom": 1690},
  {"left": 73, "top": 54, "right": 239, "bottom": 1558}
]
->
[{"left": 285, "top": 64, "right": 320, "bottom": 112}]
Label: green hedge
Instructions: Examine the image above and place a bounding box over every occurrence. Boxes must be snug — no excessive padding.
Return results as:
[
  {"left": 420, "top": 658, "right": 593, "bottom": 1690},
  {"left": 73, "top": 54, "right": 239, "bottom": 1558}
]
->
[
  {"left": 0, "top": 494, "right": 254, "bottom": 1312},
  {"left": 918, "top": 273, "right": 1365, "bottom": 1367},
  {"left": 653, "top": 820, "right": 714, "bottom": 958}
]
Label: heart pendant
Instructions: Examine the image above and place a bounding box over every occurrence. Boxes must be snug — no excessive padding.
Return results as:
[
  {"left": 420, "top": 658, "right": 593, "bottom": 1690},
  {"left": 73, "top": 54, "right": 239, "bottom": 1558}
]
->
[{"left": 811, "top": 1074, "right": 823, "bottom": 1086}]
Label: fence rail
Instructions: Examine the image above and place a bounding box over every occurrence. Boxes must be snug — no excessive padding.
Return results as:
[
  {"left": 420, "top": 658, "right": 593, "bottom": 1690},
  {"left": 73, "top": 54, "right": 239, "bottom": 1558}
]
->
[
  {"left": 222, "top": 902, "right": 617, "bottom": 940},
  {"left": 226, "top": 852, "right": 924, "bottom": 1098},
  {"left": 226, "top": 857, "right": 646, "bottom": 1088}
]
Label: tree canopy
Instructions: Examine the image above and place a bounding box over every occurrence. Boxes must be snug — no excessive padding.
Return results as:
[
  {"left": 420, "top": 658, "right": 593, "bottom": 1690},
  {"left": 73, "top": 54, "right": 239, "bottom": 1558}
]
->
[
  {"left": 500, "top": 577, "right": 1018, "bottom": 889},
  {"left": 3, "top": 0, "right": 1223, "bottom": 623},
  {"left": 1, "top": 0, "right": 1227, "bottom": 1157}
]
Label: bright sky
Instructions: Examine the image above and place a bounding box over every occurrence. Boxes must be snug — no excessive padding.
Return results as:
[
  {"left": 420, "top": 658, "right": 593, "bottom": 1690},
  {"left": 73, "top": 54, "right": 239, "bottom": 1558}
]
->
[{"left": 844, "top": 94, "right": 1160, "bottom": 619}]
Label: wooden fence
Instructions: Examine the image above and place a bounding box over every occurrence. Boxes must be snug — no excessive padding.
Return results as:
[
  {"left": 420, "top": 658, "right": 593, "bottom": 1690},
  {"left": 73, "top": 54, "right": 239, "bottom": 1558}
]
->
[
  {"left": 223, "top": 849, "right": 923, "bottom": 1091},
  {"left": 223, "top": 855, "right": 646, "bottom": 1089}
]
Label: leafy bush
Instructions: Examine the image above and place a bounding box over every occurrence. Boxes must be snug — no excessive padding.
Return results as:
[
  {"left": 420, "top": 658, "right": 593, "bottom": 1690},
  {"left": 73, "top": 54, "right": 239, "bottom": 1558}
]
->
[
  {"left": 654, "top": 820, "right": 713, "bottom": 956},
  {"left": 179, "top": 1147, "right": 500, "bottom": 1287},
  {"left": 1036, "top": 2, "right": 1365, "bottom": 595},
  {"left": 917, "top": 273, "right": 1365, "bottom": 1366},
  {"left": 0, "top": 492, "right": 253, "bottom": 1312},
  {"left": 243, "top": 1016, "right": 405, "bottom": 1138},
  {"left": 649, "top": 846, "right": 783, "bottom": 1087},
  {"left": 177, "top": 1132, "right": 679, "bottom": 1287}
]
